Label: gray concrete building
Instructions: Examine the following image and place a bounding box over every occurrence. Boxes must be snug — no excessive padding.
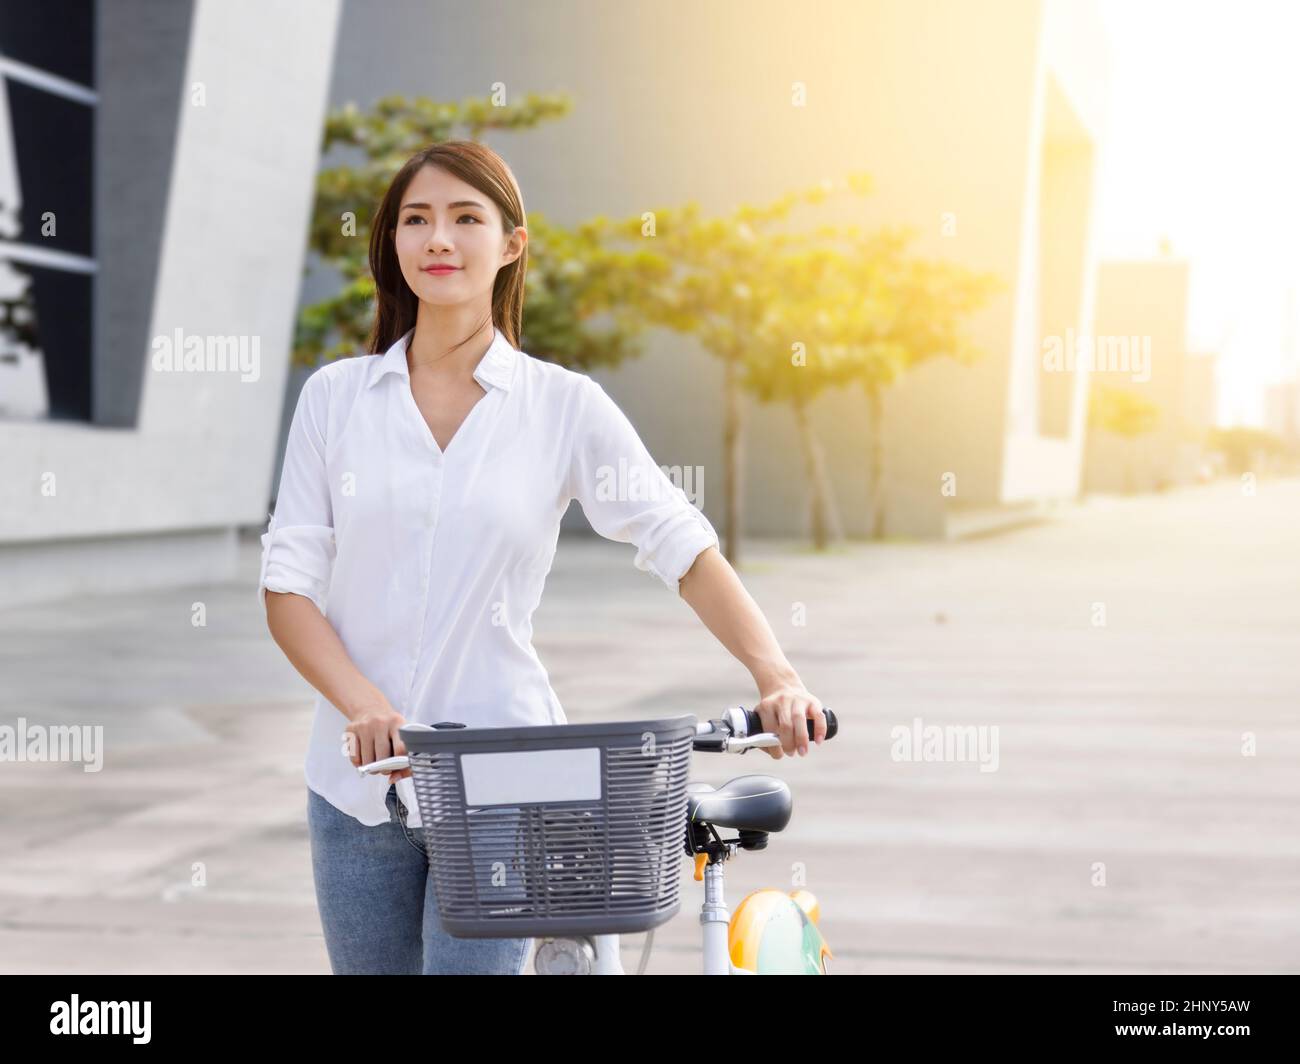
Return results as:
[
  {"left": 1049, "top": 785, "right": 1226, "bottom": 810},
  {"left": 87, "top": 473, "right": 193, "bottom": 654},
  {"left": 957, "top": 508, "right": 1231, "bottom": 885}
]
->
[
  {"left": 2, "top": 0, "right": 1110, "bottom": 607},
  {"left": 0, "top": 0, "right": 342, "bottom": 608}
]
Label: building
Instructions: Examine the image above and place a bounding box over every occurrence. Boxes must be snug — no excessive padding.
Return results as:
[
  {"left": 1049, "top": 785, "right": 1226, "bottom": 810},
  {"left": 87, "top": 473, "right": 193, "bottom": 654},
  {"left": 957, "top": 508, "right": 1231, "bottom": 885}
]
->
[
  {"left": 0, "top": 0, "right": 342, "bottom": 608},
  {"left": 1082, "top": 258, "right": 1219, "bottom": 493},
  {"left": 1265, "top": 381, "right": 1300, "bottom": 447},
  {"left": 1, "top": 0, "right": 1109, "bottom": 607},
  {"left": 566, "top": 0, "right": 1113, "bottom": 539}
]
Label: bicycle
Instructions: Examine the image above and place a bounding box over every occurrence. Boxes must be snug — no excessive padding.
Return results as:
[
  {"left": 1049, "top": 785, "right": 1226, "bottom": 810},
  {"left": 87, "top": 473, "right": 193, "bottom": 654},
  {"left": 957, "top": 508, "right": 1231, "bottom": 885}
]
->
[{"left": 356, "top": 705, "right": 839, "bottom": 974}]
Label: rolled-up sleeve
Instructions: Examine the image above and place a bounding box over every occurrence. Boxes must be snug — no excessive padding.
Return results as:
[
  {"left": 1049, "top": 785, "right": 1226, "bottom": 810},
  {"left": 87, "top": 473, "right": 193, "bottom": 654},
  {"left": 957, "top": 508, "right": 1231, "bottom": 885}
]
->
[
  {"left": 567, "top": 376, "right": 719, "bottom": 593},
  {"left": 258, "top": 368, "right": 337, "bottom": 614}
]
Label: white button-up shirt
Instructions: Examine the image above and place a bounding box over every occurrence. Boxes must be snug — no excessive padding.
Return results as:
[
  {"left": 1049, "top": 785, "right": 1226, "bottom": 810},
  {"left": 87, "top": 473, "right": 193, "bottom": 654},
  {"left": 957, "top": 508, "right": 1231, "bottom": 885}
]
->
[{"left": 258, "top": 325, "right": 719, "bottom": 826}]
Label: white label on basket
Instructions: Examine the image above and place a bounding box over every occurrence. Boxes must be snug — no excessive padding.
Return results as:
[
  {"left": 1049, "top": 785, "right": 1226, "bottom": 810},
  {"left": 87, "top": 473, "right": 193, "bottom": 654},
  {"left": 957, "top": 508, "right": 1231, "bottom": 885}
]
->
[{"left": 460, "top": 748, "right": 601, "bottom": 806}]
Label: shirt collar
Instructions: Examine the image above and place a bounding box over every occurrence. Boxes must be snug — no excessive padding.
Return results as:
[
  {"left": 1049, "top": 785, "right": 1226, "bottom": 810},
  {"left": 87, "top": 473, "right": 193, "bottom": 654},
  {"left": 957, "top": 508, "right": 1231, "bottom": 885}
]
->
[{"left": 366, "top": 325, "right": 518, "bottom": 392}]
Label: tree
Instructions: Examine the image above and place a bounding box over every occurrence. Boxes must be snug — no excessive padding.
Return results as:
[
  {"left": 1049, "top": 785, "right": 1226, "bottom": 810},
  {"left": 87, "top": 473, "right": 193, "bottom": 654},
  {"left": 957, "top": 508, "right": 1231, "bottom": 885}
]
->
[
  {"left": 852, "top": 240, "right": 1000, "bottom": 537},
  {"left": 587, "top": 178, "right": 874, "bottom": 562},
  {"left": 1088, "top": 385, "right": 1160, "bottom": 493},
  {"left": 742, "top": 243, "right": 860, "bottom": 550},
  {"left": 745, "top": 225, "right": 998, "bottom": 544},
  {"left": 1206, "top": 426, "right": 1288, "bottom": 476},
  {"left": 595, "top": 182, "right": 998, "bottom": 554}
]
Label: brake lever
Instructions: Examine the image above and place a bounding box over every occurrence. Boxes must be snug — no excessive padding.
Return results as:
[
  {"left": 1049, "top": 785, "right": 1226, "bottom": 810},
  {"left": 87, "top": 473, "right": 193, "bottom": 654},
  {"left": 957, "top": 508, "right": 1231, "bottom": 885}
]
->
[
  {"left": 356, "top": 755, "right": 410, "bottom": 777},
  {"left": 725, "top": 733, "right": 781, "bottom": 753}
]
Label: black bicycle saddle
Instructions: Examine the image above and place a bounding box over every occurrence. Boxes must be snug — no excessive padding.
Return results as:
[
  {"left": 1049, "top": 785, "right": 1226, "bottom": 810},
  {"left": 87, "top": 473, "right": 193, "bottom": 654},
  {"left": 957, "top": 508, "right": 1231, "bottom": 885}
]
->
[{"left": 686, "top": 775, "right": 792, "bottom": 834}]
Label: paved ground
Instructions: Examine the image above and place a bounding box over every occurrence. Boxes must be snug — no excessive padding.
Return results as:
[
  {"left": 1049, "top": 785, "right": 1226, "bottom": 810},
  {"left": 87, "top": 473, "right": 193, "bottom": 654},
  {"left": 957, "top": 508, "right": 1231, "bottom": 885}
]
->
[{"left": 1, "top": 477, "right": 1297, "bottom": 974}]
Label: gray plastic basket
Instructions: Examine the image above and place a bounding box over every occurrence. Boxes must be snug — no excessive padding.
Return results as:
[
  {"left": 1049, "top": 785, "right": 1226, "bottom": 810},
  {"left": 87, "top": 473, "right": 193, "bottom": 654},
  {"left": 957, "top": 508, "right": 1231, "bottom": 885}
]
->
[{"left": 401, "top": 715, "right": 696, "bottom": 938}]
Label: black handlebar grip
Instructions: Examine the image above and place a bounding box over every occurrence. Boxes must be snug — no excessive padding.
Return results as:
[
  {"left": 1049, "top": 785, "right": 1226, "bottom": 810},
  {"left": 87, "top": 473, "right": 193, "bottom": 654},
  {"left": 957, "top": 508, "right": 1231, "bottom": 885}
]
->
[
  {"left": 820, "top": 707, "right": 838, "bottom": 740},
  {"left": 744, "top": 706, "right": 837, "bottom": 741}
]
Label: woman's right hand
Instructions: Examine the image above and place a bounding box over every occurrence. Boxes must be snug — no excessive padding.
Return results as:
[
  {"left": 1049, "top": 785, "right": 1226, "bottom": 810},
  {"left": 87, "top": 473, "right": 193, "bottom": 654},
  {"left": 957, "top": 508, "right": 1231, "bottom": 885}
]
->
[{"left": 343, "top": 698, "right": 411, "bottom": 783}]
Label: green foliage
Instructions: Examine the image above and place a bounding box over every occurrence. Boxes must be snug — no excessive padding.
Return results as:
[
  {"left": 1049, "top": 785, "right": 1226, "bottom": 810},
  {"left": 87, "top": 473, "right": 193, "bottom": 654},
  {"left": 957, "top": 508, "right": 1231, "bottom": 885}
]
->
[
  {"left": 1088, "top": 385, "right": 1160, "bottom": 438},
  {"left": 1207, "top": 426, "right": 1289, "bottom": 473},
  {"left": 588, "top": 177, "right": 1000, "bottom": 404}
]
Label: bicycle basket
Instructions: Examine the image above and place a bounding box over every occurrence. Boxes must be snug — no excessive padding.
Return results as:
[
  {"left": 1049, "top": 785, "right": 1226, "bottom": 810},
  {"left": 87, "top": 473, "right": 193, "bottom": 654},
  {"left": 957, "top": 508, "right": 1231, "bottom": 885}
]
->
[{"left": 401, "top": 716, "right": 696, "bottom": 938}]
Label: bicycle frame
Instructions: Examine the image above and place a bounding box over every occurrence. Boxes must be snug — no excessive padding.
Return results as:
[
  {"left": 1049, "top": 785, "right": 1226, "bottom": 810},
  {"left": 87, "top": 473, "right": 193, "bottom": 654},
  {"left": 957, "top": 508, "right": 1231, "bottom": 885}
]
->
[{"left": 532, "top": 855, "right": 744, "bottom": 975}]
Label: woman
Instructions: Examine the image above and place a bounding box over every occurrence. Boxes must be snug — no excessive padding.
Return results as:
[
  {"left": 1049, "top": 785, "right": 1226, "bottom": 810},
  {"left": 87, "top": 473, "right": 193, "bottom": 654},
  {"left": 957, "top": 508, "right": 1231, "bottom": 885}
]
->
[{"left": 260, "top": 140, "right": 829, "bottom": 975}]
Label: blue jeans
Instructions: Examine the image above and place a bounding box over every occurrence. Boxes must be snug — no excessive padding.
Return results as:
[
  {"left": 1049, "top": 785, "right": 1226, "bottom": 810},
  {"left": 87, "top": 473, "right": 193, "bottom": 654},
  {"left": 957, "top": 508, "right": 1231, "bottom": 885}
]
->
[{"left": 306, "top": 783, "right": 533, "bottom": 974}]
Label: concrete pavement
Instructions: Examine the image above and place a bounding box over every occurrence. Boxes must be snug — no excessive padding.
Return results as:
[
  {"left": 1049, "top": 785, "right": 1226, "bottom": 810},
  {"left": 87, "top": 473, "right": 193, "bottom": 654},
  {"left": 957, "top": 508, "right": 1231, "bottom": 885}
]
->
[{"left": 1, "top": 478, "right": 1297, "bottom": 973}]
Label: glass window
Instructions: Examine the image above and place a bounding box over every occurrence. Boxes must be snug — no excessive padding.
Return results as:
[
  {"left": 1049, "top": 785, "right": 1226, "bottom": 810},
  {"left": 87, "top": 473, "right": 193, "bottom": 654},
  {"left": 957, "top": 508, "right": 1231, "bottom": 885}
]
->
[{"left": 0, "top": 0, "right": 96, "bottom": 421}]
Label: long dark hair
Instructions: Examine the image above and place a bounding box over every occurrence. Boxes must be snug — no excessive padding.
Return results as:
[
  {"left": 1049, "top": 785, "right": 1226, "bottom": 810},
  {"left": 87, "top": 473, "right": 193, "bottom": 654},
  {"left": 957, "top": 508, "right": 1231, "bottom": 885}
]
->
[{"left": 365, "top": 140, "right": 527, "bottom": 355}]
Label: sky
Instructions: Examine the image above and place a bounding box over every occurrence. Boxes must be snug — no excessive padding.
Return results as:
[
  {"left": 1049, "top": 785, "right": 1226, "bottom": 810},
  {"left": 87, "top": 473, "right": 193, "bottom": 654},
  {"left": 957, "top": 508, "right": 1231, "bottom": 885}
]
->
[{"left": 1096, "top": 0, "right": 1300, "bottom": 426}]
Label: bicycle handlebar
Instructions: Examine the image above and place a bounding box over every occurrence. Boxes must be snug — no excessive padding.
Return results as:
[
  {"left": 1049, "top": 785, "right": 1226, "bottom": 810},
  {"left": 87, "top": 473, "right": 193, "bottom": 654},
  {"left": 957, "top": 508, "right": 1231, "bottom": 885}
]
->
[
  {"left": 691, "top": 705, "right": 837, "bottom": 753},
  {"left": 746, "top": 705, "right": 838, "bottom": 743},
  {"left": 356, "top": 706, "right": 839, "bottom": 776}
]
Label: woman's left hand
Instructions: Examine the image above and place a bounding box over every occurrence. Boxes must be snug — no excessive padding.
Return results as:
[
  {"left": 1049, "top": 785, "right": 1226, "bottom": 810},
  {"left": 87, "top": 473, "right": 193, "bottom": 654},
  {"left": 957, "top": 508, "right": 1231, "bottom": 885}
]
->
[{"left": 752, "top": 681, "right": 828, "bottom": 759}]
